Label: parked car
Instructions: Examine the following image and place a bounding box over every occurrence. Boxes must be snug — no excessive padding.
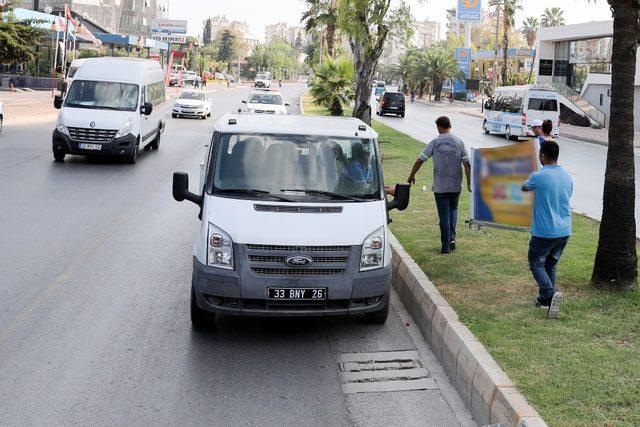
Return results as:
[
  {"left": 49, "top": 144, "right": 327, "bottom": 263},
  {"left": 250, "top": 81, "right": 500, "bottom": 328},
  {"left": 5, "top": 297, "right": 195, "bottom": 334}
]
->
[
  {"left": 483, "top": 84, "right": 560, "bottom": 140},
  {"left": 52, "top": 57, "right": 167, "bottom": 163},
  {"left": 172, "top": 89, "right": 212, "bottom": 119},
  {"left": 254, "top": 71, "right": 272, "bottom": 88},
  {"left": 0, "top": 100, "right": 4, "bottom": 134},
  {"left": 374, "top": 81, "right": 386, "bottom": 97},
  {"left": 242, "top": 89, "right": 289, "bottom": 114},
  {"left": 172, "top": 113, "right": 410, "bottom": 328},
  {"left": 376, "top": 91, "right": 405, "bottom": 117}
]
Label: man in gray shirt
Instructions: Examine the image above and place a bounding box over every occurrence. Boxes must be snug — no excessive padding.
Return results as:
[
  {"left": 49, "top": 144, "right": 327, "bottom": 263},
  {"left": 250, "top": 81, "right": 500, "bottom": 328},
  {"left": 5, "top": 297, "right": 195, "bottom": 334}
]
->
[{"left": 407, "top": 116, "right": 471, "bottom": 254}]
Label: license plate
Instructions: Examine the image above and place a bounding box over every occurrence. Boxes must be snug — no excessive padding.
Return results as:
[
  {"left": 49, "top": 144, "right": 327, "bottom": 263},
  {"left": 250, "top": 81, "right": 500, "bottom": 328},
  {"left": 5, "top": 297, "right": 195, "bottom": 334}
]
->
[
  {"left": 268, "top": 288, "right": 326, "bottom": 300},
  {"left": 183, "top": 109, "right": 194, "bottom": 113},
  {"left": 389, "top": 106, "right": 398, "bottom": 109},
  {"left": 79, "top": 143, "right": 101, "bottom": 150}
]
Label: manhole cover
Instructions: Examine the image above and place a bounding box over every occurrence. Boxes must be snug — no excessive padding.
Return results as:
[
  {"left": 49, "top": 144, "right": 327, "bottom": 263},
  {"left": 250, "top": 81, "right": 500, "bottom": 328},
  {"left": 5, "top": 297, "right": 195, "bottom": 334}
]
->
[{"left": 338, "top": 350, "right": 436, "bottom": 393}]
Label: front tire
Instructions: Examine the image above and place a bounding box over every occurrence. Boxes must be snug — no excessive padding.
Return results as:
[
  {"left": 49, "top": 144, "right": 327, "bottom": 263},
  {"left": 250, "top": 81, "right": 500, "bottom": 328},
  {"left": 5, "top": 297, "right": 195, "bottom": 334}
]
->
[
  {"left": 0, "top": 115, "right": 3, "bottom": 133},
  {"left": 53, "top": 151, "right": 65, "bottom": 162},
  {"left": 483, "top": 120, "right": 490, "bottom": 134},
  {"left": 125, "top": 141, "right": 139, "bottom": 164},
  {"left": 505, "top": 125, "right": 512, "bottom": 140},
  {"left": 172, "top": 113, "right": 177, "bottom": 118},
  {"left": 190, "top": 286, "right": 215, "bottom": 329},
  {"left": 149, "top": 127, "right": 161, "bottom": 150},
  {"left": 364, "top": 298, "right": 389, "bottom": 324}
]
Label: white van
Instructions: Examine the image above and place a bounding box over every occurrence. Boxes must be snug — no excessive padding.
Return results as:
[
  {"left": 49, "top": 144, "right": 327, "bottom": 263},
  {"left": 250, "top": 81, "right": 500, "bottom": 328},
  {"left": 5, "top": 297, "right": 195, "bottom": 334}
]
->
[
  {"left": 53, "top": 57, "right": 167, "bottom": 163},
  {"left": 172, "top": 113, "right": 410, "bottom": 328},
  {"left": 482, "top": 84, "right": 560, "bottom": 140},
  {"left": 254, "top": 71, "right": 272, "bottom": 88}
]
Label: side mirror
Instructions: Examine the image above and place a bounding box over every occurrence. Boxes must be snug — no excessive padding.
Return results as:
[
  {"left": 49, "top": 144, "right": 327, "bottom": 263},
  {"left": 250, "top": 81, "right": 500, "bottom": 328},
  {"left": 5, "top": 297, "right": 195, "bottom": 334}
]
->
[
  {"left": 54, "top": 95, "right": 63, "bottom": 109},
  {"left": 284, "top": 102, "right": 291, "bottom": 107},
  {"left": 241, "top": 100, "right": 247, "bottom": 104},
  {"left": 141, "top": 101, "right": 153, "bottom": 116},
  {"left": 386, "top": 183, "right": 410, "bottom": 212},
  {"left": 484, "top": 101, "right": 492, "bottom": 110},
  {"left": 173, "top": 172, "right": 203, "bottom": 207}
]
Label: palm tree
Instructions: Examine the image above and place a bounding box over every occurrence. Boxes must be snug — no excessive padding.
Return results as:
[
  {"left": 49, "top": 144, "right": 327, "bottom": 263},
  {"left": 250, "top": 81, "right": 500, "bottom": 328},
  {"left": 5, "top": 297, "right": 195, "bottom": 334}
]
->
[
  {"left": 521, "top": 17, "right": 539, "bottom": 81},
  {"left": 301, "top": 0, "right": 338, "bottom": 58},
  {"left": 541, "top": 7, "right": 565, "bottom": 27},
  {"left": 501, "top": 0, "right": 522, "bottom": 84},
  {"left": 591, "top": 0, "right": 637, "bottom": 290},
  {"left": 421, "top": 47, "right": 464, "bottom": 102},
  {"left": 309, "top": 56, "right": 354, "bottom": 116}
]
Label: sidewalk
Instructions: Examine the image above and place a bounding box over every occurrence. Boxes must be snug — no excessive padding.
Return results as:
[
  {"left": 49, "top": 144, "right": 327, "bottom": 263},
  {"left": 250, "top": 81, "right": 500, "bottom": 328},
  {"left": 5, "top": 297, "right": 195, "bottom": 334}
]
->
[{"left": 456, "top": 107, "right": 640, "bottom": 147}]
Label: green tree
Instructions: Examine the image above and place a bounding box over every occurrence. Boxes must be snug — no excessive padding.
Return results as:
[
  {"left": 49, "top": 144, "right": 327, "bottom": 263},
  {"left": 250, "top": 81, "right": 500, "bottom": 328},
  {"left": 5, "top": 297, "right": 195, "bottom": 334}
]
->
[
  {"left": 422, "top": 47, "right": 464, "bottom": 101},
  {"left": 0, "top": 3, "right": 44, "bottom": 64},
  {"left": 203, "top": 18, "right": 212, "bottom": 44},
  {"left": 309, "top": 56, "right": 355, "bottom": 116},
  {"left": 521, "top": 17, "right": 539, "bottom": 81},
  {"left": 496, "top": 0, "right": 522, "bottom": 84},
  {"left": 591, "top": 0, "right": 638, "bottom": 290},
  {"left": 216, "top": 29, "right": 238, "bottom": 65},
  {"left": 337, "top": 0, "right": 414, "bottom": 124},
  {"left": 541, "top": 7, "right": 565, "bottom": 27},
  {"left": 247, "top": 41, "right": 298, "bottom": 75},
  {"left": 295, "top": 31, "right": 304, "bottom": 51},
  {"left": 301, "top": 0, "right": 339, "bottom": 58}
]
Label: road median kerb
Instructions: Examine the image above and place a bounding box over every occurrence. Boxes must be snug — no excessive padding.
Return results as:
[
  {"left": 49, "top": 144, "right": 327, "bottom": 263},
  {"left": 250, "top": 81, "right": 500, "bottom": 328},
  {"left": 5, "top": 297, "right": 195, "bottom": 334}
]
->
[{"left": 389, "top": 232, "right": 547, "bottom": 427}]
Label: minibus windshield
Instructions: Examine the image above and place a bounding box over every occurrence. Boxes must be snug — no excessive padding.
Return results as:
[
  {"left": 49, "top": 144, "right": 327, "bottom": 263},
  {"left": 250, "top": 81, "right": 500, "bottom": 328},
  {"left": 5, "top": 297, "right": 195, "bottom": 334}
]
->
[
  {"left": 211, "top": 133, "right": 382, "bottom": 202},
  {"left": 65, "top": 80, "right": 139, "bottom": 112},
  {"left": 248, "top": 93, "right": 282, "bottom": 104}
]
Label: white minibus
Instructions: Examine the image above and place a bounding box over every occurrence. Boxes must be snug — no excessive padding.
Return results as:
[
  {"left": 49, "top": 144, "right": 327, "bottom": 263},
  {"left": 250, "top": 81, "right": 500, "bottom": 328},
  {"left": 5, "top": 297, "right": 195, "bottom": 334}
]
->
[
  {"left": 482, "top": 85, "right": 560, "bottom": 140},
  {"left": 53, "top": 57, "right": 167, "bottom": 163}
]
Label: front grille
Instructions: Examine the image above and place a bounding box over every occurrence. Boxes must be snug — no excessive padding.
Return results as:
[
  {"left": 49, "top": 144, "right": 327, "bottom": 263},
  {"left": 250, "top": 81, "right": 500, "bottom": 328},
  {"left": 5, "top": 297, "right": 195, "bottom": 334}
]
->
[
  {"left": 249, "top": 255, "right": 349, "bottom": 264},
  {"left": 68, "top": 127, "right": 117, "bottom": 142},
  {"left": 251, "top": 268, "right": 345, "bottom": 275},
  {"left": 246, "top": 244, "right": 350, "bottom": 252}
]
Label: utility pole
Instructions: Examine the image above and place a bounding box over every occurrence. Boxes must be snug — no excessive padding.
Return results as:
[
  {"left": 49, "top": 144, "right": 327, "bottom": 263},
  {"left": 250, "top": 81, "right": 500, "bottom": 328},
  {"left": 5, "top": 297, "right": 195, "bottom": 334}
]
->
[{"left": 493, "top": 2, "right": 501, "bottom": 90}]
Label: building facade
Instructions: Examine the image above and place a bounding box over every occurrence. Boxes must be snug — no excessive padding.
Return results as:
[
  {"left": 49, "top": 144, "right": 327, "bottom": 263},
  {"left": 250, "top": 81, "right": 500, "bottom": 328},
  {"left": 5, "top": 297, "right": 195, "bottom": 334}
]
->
[
  {"left": 534, "top": 20, "right": 640, "bottom": 129},
  {"left": 412, "top": 19, "right": 442, "bottom": 49},
  {"left": 16, "top": 0, "right": 169, "bottom": 35},
  {"left": 265, "top": 22, "right": 303, "bottom": 46}
]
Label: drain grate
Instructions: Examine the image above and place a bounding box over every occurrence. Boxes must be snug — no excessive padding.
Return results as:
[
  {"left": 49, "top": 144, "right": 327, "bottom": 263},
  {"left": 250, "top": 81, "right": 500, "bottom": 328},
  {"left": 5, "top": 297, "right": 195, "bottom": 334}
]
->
[{"left": 338, "top": 350, "right": 436, "bottom": 393}]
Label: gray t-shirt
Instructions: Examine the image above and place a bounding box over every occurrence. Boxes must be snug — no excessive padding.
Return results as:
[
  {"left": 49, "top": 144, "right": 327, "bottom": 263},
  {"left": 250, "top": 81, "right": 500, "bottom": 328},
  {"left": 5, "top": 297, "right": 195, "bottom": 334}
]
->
[{"left": 419, "top": 133, "right": 469, "bottom": 193}]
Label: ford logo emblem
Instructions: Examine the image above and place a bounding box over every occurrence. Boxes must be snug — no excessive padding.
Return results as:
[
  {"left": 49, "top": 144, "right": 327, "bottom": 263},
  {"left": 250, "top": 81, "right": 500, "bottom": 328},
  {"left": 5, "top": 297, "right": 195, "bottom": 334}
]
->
[
  {"left": 89, "top": 121, "right": 96, "bottom": 128},
  {"left": 285, "top": 255, "right": 313, "bottom": 267}
]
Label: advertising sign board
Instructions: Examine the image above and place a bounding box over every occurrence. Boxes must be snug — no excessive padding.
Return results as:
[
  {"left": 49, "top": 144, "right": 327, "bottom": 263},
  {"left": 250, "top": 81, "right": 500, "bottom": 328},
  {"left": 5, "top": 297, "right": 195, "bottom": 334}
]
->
[
  {"left": 457, "top": 0, "right": 482, "bottom": 22},
  {"left": 471, "top": 142, "right": 538, "bottom": 228},
  {"left": 454, "top": 48, "right": 472, "bottom": 94},
  {"left": 151, "top": 19, "right": 187, "bottom": 34},
  {"left": 152, "top": 34, "right": 187, "bottom": 44}
]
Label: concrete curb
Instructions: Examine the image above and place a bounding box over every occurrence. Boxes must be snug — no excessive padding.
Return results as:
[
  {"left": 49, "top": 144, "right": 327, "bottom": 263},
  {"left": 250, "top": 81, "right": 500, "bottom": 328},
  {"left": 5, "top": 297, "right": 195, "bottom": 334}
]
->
[{"left": 389, "top": 233, "right": 547, "bottom": 427}]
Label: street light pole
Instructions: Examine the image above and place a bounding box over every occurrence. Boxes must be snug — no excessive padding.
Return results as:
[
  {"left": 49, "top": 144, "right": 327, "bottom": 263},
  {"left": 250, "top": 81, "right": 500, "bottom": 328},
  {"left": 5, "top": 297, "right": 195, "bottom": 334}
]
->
[{"left": 493, "top": 2, "right": 501, "bottom": 90}]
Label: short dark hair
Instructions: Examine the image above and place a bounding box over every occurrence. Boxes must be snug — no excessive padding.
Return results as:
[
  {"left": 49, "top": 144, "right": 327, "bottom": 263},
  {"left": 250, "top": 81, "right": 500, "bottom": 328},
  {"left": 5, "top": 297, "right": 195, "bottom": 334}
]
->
[
  {"left": 540, "top": 140, "right": 559, "bottom": 161},
  {"left": 542, "top": 119, "right": 553, "bottom": 135},
  {"left": 435, "top": 116, "right": 451, "bottom": 129}
]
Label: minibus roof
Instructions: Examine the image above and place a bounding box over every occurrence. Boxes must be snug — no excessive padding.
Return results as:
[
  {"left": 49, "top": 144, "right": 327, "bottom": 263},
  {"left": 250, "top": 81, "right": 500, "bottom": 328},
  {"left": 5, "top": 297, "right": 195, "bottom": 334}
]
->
[
  {"left": 215, "top": 113, "right": 378, "bottom": 139},
  {"left": 73, "top": 57, "right": 164, "bottom": 85}
]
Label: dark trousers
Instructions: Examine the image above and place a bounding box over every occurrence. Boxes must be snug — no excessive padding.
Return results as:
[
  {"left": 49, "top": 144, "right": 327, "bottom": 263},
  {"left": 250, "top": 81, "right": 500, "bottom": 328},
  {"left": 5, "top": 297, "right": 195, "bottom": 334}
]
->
[
  {"left": 434, "top": 192, "right": 461, "bottom": 251},
  {"left": 528, "top": 236, "right": 570, "bottom": 303}
]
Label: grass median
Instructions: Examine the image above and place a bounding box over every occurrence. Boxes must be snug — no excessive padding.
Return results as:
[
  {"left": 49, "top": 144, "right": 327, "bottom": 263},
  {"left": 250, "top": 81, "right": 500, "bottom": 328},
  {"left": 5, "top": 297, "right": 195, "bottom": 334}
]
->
[{"left": 302, "top": 93, "right": 640, "bottom": 426}]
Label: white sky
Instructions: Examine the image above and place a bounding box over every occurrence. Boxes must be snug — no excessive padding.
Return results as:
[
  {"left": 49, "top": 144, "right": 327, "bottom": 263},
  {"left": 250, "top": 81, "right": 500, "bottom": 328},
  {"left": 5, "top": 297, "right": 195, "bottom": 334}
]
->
[{"left": 168, "top": 0, "right": 612, "bottom": 41}]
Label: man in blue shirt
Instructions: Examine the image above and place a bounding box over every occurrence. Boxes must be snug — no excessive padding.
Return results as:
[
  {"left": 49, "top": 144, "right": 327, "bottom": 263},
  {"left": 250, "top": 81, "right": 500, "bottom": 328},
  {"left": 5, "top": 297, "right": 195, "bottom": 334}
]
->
[
  {"left": 347, "top": 143, "right": 373, "bottom": 183},
  {"left": 522, "top": 141, "right": 573, "bottom": 318}
]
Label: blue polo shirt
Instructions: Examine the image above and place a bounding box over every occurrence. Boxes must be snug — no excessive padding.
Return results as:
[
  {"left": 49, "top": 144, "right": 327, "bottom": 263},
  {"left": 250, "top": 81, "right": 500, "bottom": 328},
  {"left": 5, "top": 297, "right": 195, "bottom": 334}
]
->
[{"left": 523, "top": 165, "right": 573, "bottom": 238}]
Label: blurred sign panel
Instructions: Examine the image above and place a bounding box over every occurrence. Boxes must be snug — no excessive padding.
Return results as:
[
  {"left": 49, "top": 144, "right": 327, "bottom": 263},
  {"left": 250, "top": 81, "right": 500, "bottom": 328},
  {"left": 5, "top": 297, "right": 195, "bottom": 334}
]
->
[
  {"left": 152, "top": 34, "right": 187, "bottom": 44},
  {"left": 151, "top": 19, "right": 187, "bottom": 34},
  {"left": 457, "top": 0, "right": 482, "bottom": 22},
  {"left": 454, "top": 48, "right": 472, "bottom": 94},
  {"left": 471, "top": 142, "right": 537, "bottom": 227}
]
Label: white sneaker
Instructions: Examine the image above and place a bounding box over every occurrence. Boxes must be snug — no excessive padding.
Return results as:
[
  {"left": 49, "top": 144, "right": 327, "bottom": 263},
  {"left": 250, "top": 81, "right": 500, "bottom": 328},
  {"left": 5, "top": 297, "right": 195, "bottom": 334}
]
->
[{"left": 548, "top": 292, "right": 563, "bottom": 319}]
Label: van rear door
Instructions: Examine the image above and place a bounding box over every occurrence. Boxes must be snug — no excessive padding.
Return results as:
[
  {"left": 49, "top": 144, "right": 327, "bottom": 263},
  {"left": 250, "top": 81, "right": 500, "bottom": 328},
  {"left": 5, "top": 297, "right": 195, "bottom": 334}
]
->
[{"left": 525, "top": 90, "right": 560, "bottom": 133}]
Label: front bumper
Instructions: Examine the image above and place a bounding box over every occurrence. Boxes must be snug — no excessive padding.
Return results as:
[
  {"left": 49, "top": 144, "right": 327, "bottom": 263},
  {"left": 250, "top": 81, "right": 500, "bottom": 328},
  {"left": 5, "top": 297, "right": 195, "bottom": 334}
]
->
[
  {"left": 192, "top": 256, "right": 391, "bottom": 317},
  {"left": 173, "top": 106, "right": 206, "bottom": 117},
  {"left": 52, "top": 129, "right": 136, "bottom": 157}
]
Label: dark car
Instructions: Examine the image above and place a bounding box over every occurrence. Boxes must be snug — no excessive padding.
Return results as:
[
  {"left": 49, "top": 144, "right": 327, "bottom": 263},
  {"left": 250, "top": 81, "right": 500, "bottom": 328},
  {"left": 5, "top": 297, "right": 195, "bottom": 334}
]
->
[{"left": 376, "top": 91, "right": 405, "bottom": 117}]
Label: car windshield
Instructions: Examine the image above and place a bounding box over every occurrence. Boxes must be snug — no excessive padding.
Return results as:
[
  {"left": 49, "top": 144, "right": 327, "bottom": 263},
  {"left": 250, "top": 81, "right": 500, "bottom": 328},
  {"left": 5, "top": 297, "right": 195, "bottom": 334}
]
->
[
  {"left": 256, "top": 73, "right": 269, "bottom": 80},
  {"left": 65, "top": 80, "right": 139, "bottom": 112},
  {"left": 179, "top": 91, "right": 206, "bottom": 101},
  {"left": 249, "top": 93, "right": 282, "bottom": 104},
  {"left": 211, "top": 133, "right": 381, "bottom": 201}
]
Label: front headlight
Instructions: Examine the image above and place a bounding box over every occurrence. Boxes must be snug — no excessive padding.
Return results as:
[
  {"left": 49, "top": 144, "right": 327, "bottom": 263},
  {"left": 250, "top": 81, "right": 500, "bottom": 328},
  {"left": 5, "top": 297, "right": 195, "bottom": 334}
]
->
[
  {"left": 115, "top": 116, "right": 134, "bottom": 138},
  {"left": 56, "top": 115, "right": 69, "bottom": 136},
  {"left": 360, "top": 227, "right": 385, "bottom": 271},
  {"left": 208, "top": 223, "right": 234, "bottom": 270}
]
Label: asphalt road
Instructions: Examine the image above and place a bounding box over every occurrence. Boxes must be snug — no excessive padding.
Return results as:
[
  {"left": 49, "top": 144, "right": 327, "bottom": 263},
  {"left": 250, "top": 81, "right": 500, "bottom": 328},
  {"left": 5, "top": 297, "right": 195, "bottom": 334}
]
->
[
  {"left": 0, "top": 83, "right": 473, "bottom": 426},
  {"left": 373, "top": 95, "right": 640, "bottom": 231}
]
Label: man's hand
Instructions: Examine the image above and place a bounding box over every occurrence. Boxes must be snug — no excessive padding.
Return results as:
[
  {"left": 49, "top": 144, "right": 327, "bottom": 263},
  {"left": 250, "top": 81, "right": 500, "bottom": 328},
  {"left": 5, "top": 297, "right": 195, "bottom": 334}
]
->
[
  {"left": 407, "top": 175, "right": 416, "bottom": 185},
  {"left": 467, "top": 183, "right": 472, "bottom": 192}
]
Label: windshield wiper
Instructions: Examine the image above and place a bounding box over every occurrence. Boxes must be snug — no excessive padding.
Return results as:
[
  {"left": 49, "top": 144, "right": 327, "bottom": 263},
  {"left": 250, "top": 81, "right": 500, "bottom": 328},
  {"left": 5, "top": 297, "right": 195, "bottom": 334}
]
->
[
  {"left": 280, "top": 189, "right": 366, "bottom": 202},
  {"left": 216, "top": 188, "right": 293, "bottom": 202}
]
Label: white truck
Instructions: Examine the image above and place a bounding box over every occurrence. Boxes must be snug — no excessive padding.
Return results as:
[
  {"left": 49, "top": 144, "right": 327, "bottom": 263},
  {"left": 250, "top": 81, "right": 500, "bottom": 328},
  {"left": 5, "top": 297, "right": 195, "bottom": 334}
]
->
[
  {"left": 254, "top": 71, "right": 272, "bottom": 88},
  {"left": 172, "top": 113, "right": 410, "bottom": 328}
]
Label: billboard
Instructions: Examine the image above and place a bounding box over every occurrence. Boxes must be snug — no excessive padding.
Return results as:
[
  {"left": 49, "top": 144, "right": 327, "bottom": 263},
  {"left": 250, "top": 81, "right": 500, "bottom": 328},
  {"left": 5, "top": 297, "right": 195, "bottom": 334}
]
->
[
  {"left": 471, "top": 142, "right": 538, "bottom": 228},
  {"left": 151, "top": 33, "right": 187, "bottom": 44},
  {"left": 151, "top": 19, "right": 187, "bottom": 34},
  {"left": 454, "top": 48, "right": 472, "bottom": 94},
  {"left": 457, "top": 0, "right": 482, "bottom": 22}
]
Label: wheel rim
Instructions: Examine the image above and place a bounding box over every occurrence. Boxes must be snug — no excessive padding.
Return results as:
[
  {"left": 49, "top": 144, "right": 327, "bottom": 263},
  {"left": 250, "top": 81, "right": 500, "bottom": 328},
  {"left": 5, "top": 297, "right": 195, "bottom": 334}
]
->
[{"left": 505, "top": 127, "right": 510, "bottom": 139}]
